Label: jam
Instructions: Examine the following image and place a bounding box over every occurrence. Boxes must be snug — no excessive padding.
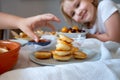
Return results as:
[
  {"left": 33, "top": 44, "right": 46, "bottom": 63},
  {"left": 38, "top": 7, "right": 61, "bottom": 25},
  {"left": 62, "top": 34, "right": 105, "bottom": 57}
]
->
[{"left": 28, "top": 39, "right": 51, "bottom": 46}]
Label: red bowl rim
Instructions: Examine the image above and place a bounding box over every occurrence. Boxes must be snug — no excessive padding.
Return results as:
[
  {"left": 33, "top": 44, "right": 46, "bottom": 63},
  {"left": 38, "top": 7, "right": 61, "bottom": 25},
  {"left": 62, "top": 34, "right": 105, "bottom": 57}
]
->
[{"left": 0, "top": 40, "right": 21, "bottom": 55}]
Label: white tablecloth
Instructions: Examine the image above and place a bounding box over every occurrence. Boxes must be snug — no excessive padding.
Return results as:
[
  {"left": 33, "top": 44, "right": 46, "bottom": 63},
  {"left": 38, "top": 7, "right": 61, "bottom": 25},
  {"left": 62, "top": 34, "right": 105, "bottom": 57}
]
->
[{"left": 0, "top": 38, "right": 120, "bottom": 80}]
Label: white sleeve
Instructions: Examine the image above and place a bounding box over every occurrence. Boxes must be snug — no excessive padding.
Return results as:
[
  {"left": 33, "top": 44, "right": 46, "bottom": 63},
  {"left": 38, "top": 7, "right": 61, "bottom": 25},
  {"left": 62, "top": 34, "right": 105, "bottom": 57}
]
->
[{"left": 98, "top": 0, "right": 119, "bottom": 22}]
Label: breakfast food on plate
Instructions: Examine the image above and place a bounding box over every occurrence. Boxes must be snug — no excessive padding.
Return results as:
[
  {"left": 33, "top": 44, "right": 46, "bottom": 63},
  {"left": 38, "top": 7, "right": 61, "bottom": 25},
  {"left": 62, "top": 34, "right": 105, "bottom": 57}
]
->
[
  {"left": 61, "top": 26, "right": 69, "bottom": 33},
  {"left": 53, "top": 50, "right": 71, "bottom": 56},
  {"left": 72, "top": 26, "right": 79, "bottom": 31},
  {"left": 11, "top": 29, "right": 56, "bottom": 40},
  {"left": 52, "top": 34, "right": 73, "bottom": 61},
  {"left": 61, "top": 25, "right": 85, "bottom": 33},
  {"left": 71, "top": 47, "right": 79, "bottom": 54},
  {"left": 56, "top": 39, "right": 72, "bottom": 51},
  {"left": 19, "top": 32, "right": 28, "bottom": 38},
  {"left": 52, "top": 34, "right": 87, "bottom": 61},
  {"left": 35, "top": 30, "right": 56, "bottom": 36},
  {"left": 34, "top": 51, "right": 52, "bottom": 59},
  {"left": 52, "top": 50, "right": 72, "bottom": 61},
  {"left": 34, "top": 34, "right": 87, "bottom": 61},
  {"left": 73, "top": 51, "right": 87, "bottom": 59},
  {"left": 58, "top": 34, "right": 73, "bottom": 43}
]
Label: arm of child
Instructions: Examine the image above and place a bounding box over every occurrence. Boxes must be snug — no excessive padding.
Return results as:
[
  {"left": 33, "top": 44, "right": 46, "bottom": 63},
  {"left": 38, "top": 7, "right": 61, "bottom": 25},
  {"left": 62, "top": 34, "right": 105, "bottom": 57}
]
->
[
  {"left": 87, "top": 11, "right": 120, "bottom": 43},
  {"left": 0, "top": 12, "right": 60, "bottom": 42}
]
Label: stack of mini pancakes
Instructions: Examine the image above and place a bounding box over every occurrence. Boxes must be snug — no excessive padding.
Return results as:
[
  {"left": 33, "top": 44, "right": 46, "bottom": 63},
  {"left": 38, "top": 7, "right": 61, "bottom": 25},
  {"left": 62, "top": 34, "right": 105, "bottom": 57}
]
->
[{"left": 52, "top": 34, "right": 87, "bottom": 61}]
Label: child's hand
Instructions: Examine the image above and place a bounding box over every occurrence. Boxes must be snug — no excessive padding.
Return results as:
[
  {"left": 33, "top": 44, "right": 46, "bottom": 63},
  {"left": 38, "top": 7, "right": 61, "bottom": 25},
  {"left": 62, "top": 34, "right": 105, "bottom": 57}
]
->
[
  {"left": 86, "top": 33, "right": 92, "bottom": 38},
  {"left": 17, "top": 13, "right": 60, "bottom": 42},
  {"left": 86, "top": 32, "right": 99, "bottom": 38},
  {"left": 95, "top": 32, "right": 100, "bottom": 35}
]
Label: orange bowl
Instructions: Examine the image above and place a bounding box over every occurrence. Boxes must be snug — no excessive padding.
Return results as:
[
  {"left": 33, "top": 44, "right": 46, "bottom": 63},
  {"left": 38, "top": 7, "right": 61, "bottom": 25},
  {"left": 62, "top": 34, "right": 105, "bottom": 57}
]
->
[{"left": 0, "top": 40, "right": 21, "bottom": 74}]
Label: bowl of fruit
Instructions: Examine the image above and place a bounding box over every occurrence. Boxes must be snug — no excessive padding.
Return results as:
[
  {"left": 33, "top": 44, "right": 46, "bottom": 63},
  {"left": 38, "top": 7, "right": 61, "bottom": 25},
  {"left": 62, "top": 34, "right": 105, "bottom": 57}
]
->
[{"left": 57, "top": 26, "right": 88, "bottom": 38}]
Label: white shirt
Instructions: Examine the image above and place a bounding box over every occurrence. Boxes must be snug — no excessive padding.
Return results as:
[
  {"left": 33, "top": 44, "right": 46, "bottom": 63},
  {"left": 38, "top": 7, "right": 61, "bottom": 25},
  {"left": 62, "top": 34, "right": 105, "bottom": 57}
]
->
[{"left": 89, "top": 0, "right": 119, "bottom": 34}]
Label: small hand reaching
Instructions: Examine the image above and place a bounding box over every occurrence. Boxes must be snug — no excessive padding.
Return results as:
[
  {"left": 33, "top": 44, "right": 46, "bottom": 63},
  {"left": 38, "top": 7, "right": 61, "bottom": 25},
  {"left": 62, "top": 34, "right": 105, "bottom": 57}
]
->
[{"left": 17, "top": 13, "right": 60, "bottom": 42}]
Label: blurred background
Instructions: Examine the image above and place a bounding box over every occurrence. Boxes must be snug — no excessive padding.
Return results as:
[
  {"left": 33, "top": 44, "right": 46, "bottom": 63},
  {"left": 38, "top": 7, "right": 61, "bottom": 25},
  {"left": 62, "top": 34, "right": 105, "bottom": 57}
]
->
[{"left": 0, "top": 0, "right": 120, "bottom": 39}]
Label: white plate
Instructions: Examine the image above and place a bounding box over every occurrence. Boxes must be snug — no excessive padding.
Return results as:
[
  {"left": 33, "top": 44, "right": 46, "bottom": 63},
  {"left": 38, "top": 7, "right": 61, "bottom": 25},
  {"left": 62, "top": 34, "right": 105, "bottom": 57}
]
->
[{"left": 29, "top": 49, "right": 101, "bottom": 66}]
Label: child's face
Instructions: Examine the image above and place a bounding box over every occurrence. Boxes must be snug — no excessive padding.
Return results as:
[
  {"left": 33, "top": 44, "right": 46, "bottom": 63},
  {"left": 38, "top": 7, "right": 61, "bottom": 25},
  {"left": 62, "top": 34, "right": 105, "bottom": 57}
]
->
[{"left": 62, "top": 0, "right": 96, "bottom": 27}]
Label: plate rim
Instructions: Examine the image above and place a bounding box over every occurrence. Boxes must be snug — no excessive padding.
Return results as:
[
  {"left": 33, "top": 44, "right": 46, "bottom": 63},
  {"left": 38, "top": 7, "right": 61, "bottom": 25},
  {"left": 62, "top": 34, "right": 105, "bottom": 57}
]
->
[{"left": 29, "top": 49, "right": 101, "bottom": 66}]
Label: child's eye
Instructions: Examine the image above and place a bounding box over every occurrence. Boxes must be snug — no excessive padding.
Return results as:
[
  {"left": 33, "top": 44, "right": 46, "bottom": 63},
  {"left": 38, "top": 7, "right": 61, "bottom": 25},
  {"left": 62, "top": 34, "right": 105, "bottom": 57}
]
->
[{"left": 76, "top": 3, "right": 80, "bottom": 8}]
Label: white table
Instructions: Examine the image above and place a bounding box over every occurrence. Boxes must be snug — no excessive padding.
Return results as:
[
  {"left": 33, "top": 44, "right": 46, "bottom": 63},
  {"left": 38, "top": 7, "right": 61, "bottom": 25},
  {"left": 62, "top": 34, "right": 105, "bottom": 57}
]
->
[{"left": 0, "top": 38, "right": 120, "bottom": 80}]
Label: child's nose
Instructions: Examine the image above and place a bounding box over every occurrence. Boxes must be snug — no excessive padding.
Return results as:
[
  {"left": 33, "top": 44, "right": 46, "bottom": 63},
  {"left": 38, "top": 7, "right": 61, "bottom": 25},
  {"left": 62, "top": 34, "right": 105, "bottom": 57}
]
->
[{"left": 75, "top": 9, "right": 82, "bottom": 16}]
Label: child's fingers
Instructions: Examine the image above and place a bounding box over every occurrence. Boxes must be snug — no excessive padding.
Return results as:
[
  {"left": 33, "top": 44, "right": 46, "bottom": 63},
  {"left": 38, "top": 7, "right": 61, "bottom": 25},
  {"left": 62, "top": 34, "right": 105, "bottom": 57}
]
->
[{"left": 32, "top": 14, "right": 60, "bottom": 23}]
